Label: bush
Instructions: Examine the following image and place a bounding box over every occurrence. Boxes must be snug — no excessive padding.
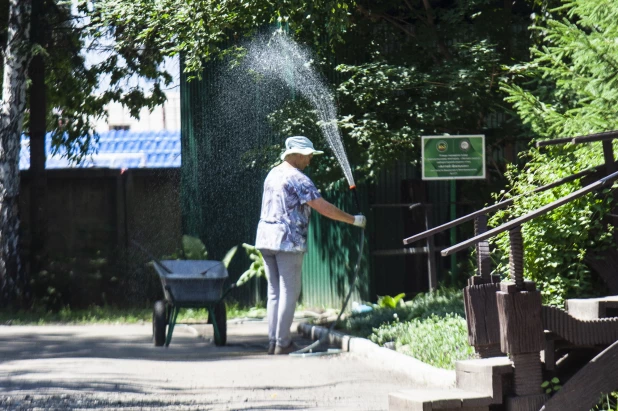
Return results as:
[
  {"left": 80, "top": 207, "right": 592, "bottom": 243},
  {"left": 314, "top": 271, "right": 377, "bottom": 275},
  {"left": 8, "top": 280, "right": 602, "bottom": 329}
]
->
[{"left": 29, "top": 249, "right": 128, "bottom": 310}]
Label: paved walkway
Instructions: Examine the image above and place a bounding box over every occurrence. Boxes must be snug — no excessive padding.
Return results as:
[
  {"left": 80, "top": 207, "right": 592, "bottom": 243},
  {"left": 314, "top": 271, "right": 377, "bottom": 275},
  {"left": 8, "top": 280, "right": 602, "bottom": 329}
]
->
[{"left": 0, "top": 320, "right": 422, "bottom": 410}]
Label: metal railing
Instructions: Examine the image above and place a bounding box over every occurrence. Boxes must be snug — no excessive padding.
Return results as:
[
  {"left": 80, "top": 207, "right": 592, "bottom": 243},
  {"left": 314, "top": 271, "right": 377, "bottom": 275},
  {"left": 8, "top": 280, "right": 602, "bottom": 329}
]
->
[
  {"left": 441, "top": 169, "right": 618, "bottom": 289},
  {"left": 402, "top": 163, "right": 607, "bottom": 247},
  {"left": 401, "top": 162, "right": 611, "bottom": 285},
  {"left": 443, "top": 170, "right": 618, "bottom": 256}
]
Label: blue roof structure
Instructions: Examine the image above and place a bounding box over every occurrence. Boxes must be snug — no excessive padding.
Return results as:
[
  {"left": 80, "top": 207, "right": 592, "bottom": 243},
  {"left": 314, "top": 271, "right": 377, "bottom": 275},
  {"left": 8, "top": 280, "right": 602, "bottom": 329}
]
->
[{"left": 19, "top": 130, "right": 181, "bottom": 170}]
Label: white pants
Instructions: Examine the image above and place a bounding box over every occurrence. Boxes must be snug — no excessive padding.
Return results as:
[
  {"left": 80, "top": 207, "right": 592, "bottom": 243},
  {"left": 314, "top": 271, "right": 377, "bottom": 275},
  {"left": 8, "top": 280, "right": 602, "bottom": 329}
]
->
[{"left": 260, "top": 249, "right": 304, "bottom": 347}]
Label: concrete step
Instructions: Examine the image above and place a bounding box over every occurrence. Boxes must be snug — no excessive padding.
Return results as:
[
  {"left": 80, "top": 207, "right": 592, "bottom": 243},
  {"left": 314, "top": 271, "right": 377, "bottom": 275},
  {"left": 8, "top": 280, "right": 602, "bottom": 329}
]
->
[
  {"left": 566, "top": 295, "right": 618, "bottom": 319},
  {"left": 388, "top": 388, "right": 492, "bottom": 411},
  {"left": 388, "top": 357, "right": 513, "bottom": 410},
  {"left": 456, "top": 356, "right": 513, "bottom": 400}
]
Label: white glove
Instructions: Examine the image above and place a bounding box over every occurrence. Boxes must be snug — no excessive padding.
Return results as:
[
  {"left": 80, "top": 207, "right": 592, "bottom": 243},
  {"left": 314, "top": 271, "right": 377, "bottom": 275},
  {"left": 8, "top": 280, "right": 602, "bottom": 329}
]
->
[{"left": 353, "top": 215, "right": 367, "bottom": 229}]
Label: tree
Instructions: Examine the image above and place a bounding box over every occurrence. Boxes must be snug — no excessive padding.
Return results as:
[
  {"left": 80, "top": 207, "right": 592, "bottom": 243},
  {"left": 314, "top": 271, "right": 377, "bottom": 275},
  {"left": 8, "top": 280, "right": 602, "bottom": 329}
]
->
[
  {"left": 93, "top": 0, "right": 534, "bottom": 185},
  {"left": 0, "top": 0, "right": 174, "bottom": 307},
  {"left": 0, "top": 0, "right": 31, "bottom": 306},
  {"left": 85, "top": 0, "right": 353, "bottom": 74},
  {"left": 497, "top": 0, "right": 618, "bottom": 305},
  {"left": 328, "top": 0, "right": 534, "bottom": 182}
]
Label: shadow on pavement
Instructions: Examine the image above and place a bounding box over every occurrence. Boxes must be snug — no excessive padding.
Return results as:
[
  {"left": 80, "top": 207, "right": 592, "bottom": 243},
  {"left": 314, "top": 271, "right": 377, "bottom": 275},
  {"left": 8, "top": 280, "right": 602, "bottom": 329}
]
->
[{"left": 0, "top": 321, "right": 315, "bottom": 363}]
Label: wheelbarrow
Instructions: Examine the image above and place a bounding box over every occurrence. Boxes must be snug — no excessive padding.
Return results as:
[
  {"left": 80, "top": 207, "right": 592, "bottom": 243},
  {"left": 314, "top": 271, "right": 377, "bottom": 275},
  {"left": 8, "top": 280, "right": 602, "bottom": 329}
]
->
[{"left": 151, "top": 260, "right": 236, "bottom": 347}]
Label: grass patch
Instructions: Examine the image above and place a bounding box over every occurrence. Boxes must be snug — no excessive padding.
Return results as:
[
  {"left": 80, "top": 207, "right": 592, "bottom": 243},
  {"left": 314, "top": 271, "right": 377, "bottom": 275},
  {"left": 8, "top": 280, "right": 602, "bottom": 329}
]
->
[
  {"left": 0, "top": 302, "right": 268, "bottom": 325},
  {"left": 179, "top": 303, "right": 267, "bottom": 323},
  {"left": 337, "top": 288, "right": 475, "bottom": 369},
  {"left": 0, "top": 306, "right": 152, "bottom": 325},
  {"left": 369, "top": 313, "right": 476, "bottom": 369},
  {"left": 339, "top": 287, "right": 465, "bottom": 338}
]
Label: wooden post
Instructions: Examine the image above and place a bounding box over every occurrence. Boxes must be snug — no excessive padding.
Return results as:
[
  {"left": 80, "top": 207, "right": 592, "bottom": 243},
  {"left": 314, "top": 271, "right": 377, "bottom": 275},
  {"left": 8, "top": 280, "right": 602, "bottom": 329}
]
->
[
  {"left": 425, "top": 207, "right": 437, "bottom": 291},
  {"left": 463, "top": 214, "right": 503, "bottom": 357},
  {"left": 475, "top": 215, "right": 491, "bottom": 280},
  {"left": 464, "top": 275, "right": 502, "bottom": 357},
  {"left": 497, "top": 225, "right": 549, "bottom": 410},
  {"left": 116, "top": 171, "right": 128, "bottom": 250},
  {"left": 509, "top": 226, "right": 524, "bottom": 290},
  {"left": 603, "top": 140, "right": 615, "bottom": 174}
]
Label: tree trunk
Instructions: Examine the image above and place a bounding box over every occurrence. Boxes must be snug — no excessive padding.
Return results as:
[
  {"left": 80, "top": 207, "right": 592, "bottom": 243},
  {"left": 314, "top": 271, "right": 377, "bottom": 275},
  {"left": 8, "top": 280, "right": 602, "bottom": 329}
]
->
[
  {"left": 420, "top": 0, "right": 451, "bottom": 61},
  {"left": 0, "top": 0, "right": 32, "bottom": 307},
  {"left": 29, "top": 0, "right": 48, "bottom": 292}
]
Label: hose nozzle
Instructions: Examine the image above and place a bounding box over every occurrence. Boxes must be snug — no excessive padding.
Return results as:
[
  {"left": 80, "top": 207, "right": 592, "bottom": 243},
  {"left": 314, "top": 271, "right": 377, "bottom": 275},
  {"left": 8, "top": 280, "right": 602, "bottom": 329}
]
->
[{"left": 349, "top": 185, "right": 361, "bottom": 214}]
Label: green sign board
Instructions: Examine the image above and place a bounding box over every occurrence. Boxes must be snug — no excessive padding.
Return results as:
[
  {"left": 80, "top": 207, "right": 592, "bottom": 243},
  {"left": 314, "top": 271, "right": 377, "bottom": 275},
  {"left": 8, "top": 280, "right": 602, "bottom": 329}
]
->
[{"left": 422, "top": 135, "right": 485, "bottom": 180}]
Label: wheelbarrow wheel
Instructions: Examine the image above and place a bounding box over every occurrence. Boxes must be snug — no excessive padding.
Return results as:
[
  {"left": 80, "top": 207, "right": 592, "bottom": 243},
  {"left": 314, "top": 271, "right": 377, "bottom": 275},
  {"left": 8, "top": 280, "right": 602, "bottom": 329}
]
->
[
  {"left": 153, "top": 300, "right": 167, "bottom": 347},
  {"left": 213, "top": 301, "right": 227, "bottom": 346}
]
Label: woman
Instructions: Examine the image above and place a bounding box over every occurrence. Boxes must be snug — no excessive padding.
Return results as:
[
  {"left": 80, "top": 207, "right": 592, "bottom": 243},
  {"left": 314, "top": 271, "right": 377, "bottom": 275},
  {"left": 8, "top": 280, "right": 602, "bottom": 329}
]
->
[{"left": 255, "top": 136, "right": 366, "bottom": 355}]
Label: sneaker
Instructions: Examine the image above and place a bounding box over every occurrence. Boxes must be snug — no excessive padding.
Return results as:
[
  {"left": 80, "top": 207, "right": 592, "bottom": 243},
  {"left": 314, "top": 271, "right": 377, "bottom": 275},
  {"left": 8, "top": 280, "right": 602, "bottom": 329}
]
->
[
  {"left": 274, "top": 342, "right": 300, "bottom": 355},
  {"left": 268, "top": 342, "right": 276, "bottom": 355}
]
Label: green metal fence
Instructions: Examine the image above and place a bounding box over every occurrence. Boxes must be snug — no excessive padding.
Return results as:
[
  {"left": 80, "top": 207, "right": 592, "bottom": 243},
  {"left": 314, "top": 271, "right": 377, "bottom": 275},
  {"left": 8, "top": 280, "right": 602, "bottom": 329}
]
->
[{"left": 301, "top": 181, "right": 371, "bottom": 308}]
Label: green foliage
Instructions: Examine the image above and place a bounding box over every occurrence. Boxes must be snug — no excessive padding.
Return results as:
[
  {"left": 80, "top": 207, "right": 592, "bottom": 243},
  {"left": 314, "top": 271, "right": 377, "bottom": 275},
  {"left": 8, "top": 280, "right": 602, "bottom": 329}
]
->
[
  {"left": 489, "top": 146, "right": 615, "bottom": 305},
  {"left": 222, "top": 245, "right": 239, "bottom": 269},
  {"left": 267, "top": 0, "right": 534, "bottom": 185},
  {"left": 0, "top": 302, "right": 264, "bottom": 324},
  {"left": 164, "top": 236, "right": 238, "bottom": 269},
  {"left": 502, "top": 0, "right": 618, "bottom": 138},
  {"left": 6, "top": 1, "right": 173, "bottom": 162},
  {"left": 342, "top": 289, "right": 471, "bottom": 370},
  {"left": 369, "top": 313, "right": 475, "bottom": 370},
  {"left": 340, "top": 288, "right": 465, "bottom": 338},
  {"left": 28, "top": 251, "right": 123, "bottom": 311},
  {"left": 181, "top": 235, "right": 209, "bottom": 260},
  {"left": 334, "top": 42, "right": 506, "bottom": 179},
  {"left": 87, "top": 0, "right": 534, "bottom": 187},
  {"left": 594, "top": 392, "right": 618, "bottom": 411},
  {"left": 377, "top": 293, "right": 405, "bottom": 309},
  {"left": 88, "top": 0, "right": 354, "bottom": 78},
  {"left": 497, "top": 0, "right": 618, "bottom": 305},
  {"left": 0, "top": 306, "right": 152, "bottom": 325},
  {"left": 541, "top": 377, "right": 562, "bottom": 394},
  {"left": 235, "top": 243, "right": 266, "bottom": 287}
]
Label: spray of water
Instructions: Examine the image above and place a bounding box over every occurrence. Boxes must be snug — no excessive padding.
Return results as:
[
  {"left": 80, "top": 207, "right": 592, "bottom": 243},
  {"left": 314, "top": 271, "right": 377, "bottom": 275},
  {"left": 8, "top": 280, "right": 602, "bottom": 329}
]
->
[{"left": 243, "top": 31, "right": 355, "bottom": 188}]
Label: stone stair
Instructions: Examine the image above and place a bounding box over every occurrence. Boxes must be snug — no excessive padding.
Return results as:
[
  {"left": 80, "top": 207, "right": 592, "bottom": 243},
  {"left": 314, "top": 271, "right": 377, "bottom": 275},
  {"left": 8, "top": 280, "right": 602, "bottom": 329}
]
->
[{"left": 389, "top": 356, "right": 513, "bottom": 410}]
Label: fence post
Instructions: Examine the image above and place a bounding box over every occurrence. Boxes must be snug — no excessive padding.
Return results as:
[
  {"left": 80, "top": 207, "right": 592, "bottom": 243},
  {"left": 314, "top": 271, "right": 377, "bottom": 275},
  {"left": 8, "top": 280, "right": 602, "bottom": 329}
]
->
[
  {"left": 425, "top": 207, "right": 437, "bottom": 291},
  {"left": 603, "top": 140, "right": 615, "bottom": 174},
  {"left": 509, "top": 225, "right": 525, "bottom": 290},
  {"left": 462, "top": 214, "right": 502, "bottom": 358},
  {"left": 475, "top": 215, "right": 491, "bottom": 280},
  {"left": 497, "top": 225, "right": 548, "bottom": 410}
]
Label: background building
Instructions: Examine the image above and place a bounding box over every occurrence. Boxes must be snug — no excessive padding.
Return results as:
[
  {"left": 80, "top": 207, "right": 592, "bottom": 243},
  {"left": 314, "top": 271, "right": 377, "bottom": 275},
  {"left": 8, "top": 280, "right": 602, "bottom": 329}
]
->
[{"left": 93, "top": 91, "right": 181, "bottom": 133}]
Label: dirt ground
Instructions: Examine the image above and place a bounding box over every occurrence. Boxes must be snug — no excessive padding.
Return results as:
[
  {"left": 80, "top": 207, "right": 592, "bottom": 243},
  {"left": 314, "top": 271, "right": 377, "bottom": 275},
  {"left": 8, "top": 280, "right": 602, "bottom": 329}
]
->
[{"left": 0, "top": 320, "right": 423, "bottom": 410}]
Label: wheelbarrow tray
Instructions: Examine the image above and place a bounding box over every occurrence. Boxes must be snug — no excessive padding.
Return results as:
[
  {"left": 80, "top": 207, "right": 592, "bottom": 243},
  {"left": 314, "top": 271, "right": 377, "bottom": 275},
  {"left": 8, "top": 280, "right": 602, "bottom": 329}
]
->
[{"left": 153, "top": 260, "right": 228, "bottom": 307}]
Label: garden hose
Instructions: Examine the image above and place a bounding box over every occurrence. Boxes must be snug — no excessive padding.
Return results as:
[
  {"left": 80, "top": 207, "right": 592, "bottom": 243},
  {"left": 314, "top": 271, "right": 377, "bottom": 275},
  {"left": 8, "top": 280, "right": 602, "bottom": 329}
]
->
[{"left": 292, "top": 186, "right": 365, "bottom": 356}]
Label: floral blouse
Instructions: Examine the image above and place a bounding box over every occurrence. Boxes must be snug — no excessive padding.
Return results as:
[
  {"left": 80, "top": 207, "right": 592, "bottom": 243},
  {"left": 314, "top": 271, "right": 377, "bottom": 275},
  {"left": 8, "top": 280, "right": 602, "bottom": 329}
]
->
[{"left": 255, "top": 165, "right": 321, "bottom": 252}]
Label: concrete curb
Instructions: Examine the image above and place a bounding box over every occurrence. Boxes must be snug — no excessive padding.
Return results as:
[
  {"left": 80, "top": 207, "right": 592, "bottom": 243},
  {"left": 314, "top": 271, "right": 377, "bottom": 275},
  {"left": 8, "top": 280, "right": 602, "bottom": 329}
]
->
[{"left": 297, "top": 322, "right": 456, "bottom": 389}]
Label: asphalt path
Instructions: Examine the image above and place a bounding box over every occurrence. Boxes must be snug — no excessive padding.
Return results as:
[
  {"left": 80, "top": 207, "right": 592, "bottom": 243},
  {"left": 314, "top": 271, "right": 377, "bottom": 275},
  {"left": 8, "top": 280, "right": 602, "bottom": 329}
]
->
[{"left": 0, "top": 320, "right": 422, "bottom": 410}]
